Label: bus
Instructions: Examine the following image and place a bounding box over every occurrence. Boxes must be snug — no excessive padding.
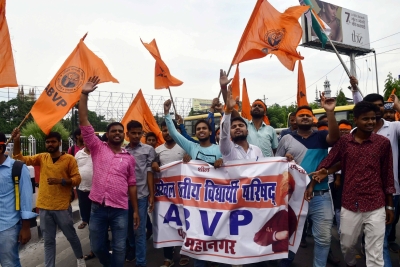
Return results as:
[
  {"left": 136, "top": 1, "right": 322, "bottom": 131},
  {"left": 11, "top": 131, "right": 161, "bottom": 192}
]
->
[{"left": 312, "top": 105, "right": 355, "bottom": 124}]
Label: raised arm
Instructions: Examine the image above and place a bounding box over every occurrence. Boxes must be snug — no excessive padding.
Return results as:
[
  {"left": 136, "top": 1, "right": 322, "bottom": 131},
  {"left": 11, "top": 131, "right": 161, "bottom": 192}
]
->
[
  {"left": 11, "top": 128, "right": 41, "bottom": 165},
  {"left": 220, "top": 69, "right": 240, "bottom": 118},
  {"left": 219, "top": 86, "right": 237, "bottom": 156},
  {"left": 320, "top": 92, "right": 340, "bottom": 145},
  {"left": 349, "top": 76, "right": 363, "bottom": 104},
  {"left": 79, "top": 76, "right": 100, "bottom": 126},
  {"left": 176, "top": 115, "right": 199, "bottom": 144}
]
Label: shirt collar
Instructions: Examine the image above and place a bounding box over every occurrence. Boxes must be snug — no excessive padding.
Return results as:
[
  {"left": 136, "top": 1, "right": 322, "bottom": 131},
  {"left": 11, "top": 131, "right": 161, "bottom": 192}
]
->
[
  {"left": 382, "top": 119, "right": 390, "bottom": 128},
  {"left": 249, "top": 120, "right": 266, "bottom": 127},
  {"left": 350, "top": 130, "right": 376, "bottom": 143},
  {"left": 125, "top": 142, "right": 143, "bottom": 150},
  {"left": 0, "top": 156, "right": 12, "bottom": 168},
  {"left": 233, "top": 143, "right": 253, "bottom": 150}
]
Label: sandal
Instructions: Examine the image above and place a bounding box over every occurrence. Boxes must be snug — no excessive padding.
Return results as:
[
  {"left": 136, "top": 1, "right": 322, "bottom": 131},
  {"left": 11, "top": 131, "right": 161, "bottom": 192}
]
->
[
  {"left": 179, "top": 256, "right": 189, "bottom": 266},
  {"left": 84, "top": 253, "right": 96, "bottom": 261},
  {"left": 160, "top": 258, "right": 174, "bottom": 267},
  {"left": 78, "top": 222, "right": 87, "bottom": 229}
]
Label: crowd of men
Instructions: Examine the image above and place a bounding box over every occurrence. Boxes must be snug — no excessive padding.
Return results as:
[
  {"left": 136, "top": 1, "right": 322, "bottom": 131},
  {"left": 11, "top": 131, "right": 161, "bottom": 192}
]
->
[{"left": 1, "top": 72, "right": 400, "bottom": 267}]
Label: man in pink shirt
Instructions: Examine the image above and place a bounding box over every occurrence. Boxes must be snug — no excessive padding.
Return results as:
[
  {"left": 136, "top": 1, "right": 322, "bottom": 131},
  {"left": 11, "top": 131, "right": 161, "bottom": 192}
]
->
[{"left": 79, "top": 76, "right": 139, "bottom": 267}]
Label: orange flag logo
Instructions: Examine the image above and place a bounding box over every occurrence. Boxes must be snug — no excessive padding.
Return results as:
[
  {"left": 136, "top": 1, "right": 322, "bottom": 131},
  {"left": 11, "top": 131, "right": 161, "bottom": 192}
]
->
[
  {"left": 121, "top": 89, "right": 165, "bottom": 147},
  {"left": 141, "top": 39, "right": 183, "bottom": 89},
  {"left": 241, "top": 78, "right": 251, "bottom": 121},
  {"left": 231, "top": 0, "right": 309, "bottom": 71},
  {"left": 31, "top": 33, "right": 118, "bottom": 134},
  {"left": 231, "top": 65, "right": 241, "bottom": 109},
  {"left": 297, "top": 60, "right": 308, "bottom": 106},
  {"left": 0, "top": 0, "right": 17, "bottom": 87}
]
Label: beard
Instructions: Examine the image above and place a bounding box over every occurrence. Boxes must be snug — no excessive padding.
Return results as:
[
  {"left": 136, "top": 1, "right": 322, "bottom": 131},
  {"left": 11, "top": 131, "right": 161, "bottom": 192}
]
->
[
  {"left": 109, "top": 139, "right": 123, "bottom": 146},
  {"left": 46, "top": 147, "right": 58, "bottom": 153},
  {"left": 165, "top": 138, "right": 175, "bottom": 144},
  {"left": 198, "top": 137, "right": 209, "bottom": 142},
  {"left": 250, "top": 111, "right": 264, "bottom": 119},
  {"left": 232, "top": 134, "right": 247, "bottom": 142},
  {"left": 297, "top": 124, "right": 313, "bottom": 131}
]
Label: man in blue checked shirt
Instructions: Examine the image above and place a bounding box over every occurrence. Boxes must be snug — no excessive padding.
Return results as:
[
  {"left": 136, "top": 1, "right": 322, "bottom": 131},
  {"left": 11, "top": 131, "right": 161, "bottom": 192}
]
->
[{"left": 0, "top": 132, "right": 37, "bottom": 267}]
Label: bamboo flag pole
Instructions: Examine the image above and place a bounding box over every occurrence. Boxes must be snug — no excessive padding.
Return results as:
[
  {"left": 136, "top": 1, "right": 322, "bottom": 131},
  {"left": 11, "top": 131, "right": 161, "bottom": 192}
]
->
[
  {"left": 167, "top": 87, "right": 178, "bottom": 115},
  {"left": 217, "top": 64, "right": 233, "bottom": 99},
  {"left": 5, "top": 112, "right": 31, "bottom": 145}
]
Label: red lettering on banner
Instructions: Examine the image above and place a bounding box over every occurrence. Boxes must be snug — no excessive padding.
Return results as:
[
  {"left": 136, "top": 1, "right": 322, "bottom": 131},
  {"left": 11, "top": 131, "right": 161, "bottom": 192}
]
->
[
  {"left": 198, "top": 166, "right": 210, "bottom": 172},
  {"left": 289, "top": 164, "right": 306, "bottom": 174},
  {"left": 184, "top": 238, "right": 236, "bottom": 254},
  {"left": 178, "top": 229, "right": 186, "bottom": 239}
]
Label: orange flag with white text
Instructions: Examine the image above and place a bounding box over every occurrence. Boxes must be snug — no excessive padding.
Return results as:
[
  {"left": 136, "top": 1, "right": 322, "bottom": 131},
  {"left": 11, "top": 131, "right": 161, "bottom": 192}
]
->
[
  {"left": 231, "top": 0, "right": 308, "bottom": 71},
  {"left": 0, "top": 0, "right": 17, "bottom": 87},
  {"left": 120, "top": 89, "right": 164, "bottom": 146},
  {"left": 231, "top": 65, "right": 240, "bottom": 109},
  {"left": 141, "top": 39, "right": 183, "bottom": 89},
  {"left": 30, "top": 34, "right": 118, "bottom": 134},
  {"left": 241, "top": 78, "right": 251, "bottom": 120},
  {"left": 297, "top": 60, "right": 308, "bottom": 106}
]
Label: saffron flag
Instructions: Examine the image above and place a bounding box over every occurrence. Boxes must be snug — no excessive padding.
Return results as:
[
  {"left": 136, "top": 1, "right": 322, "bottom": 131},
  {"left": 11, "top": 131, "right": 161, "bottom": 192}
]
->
[
  {"left": 231, "top": 65, "right": 240, "bottom": 110},
  {"left": 300, "top": 0, "right": 328, "bottom": 47},
  {"left": 387, "top": 88, "right": 396, "bottom": 102},
  {"left": 30, "top": 33, "right": 118, "bottom": 134},
  {"left": 0, "top": 0, "right": 17, "bottom": 87},
  {"left": 297, "top": 60, "right": 308, "bottom": 106},
  {"left": 241, "top": 78, "right": 251, "bottom": 120},
  {"left": 120, "top": 89, "right": 165, "bottom": 147},
  {"left": 141, "top": 39, "right": 183, "bottom": 89},
  {"left": 231, "top": 0, "right": 309, "bottom": 71}
]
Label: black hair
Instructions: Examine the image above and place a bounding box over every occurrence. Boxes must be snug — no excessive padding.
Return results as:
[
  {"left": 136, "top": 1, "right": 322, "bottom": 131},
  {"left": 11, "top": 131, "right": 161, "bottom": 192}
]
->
[
  {"left": 145, "top": 132, "right": 157, "bottom": 140},
  {"left": 72, "top": 128, "right": 81, "bottom": 141},
  {"left": 289, "top": 112, "right": 296, "bottom": 117},
  {"left": 363, "top": 93, "right": 384, "bottom": 105},
  {"left": 338, "top": 119, "right": 352, "bottom": 126},
  {"left": 45, "top": 132, "right": 61, "bottom": 142},
  {"left": 195, "top": 119, "right": 212, "bottom": 131},
  {"left": 126, "top": 120, "right": 142, "bottom": 132},
  {"left": 353, "top": 101, "right": 379, "bottom": 118},
  {"left": 231, "top": 116, "right": 248, "bottom": 128},
  {"left": 318, "top": 114, "right": 328, "bottom": 121},
  {"left": 317, "top": 121, "right": 328, "bottom": 128},
  {"left": 0, "top": 132, "right": 6, "bottom": 154},
  {"left": 295, "top": 105, "right": 314, "bottom": 115},
  {"left": 107, "top": 122, "right": 124, "bottom": 133},
  {"left": 101, "top": 133, "right": 108, "bottom": 142},
  {"left": 161, "top": 120, "right": 178, "bottom": 129}
]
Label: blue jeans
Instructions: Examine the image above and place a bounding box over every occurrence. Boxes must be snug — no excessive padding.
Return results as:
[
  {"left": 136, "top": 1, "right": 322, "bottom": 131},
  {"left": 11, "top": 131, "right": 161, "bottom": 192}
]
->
[
  {"left": 89, "top": 203, "right": 128, "bottom": 267},
  {"left": 383, "top": 195, "right": 399, "bottom": 267},
  {"left": 308, "top": 192, "right": 333, "bottom": 267},
  {"left": 129, "top": 197, "right": 148, "bottom": 266},
  {"left": 194, "top": 259, "right": 207, "bottom": 267},
  {"left": 0, "top": 222, "right": 22, "bottom": 267}
]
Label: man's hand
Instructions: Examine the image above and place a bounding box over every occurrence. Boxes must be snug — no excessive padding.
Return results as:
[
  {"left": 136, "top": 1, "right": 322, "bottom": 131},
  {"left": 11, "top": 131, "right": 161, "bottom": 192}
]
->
[
  {"left": 320, "top": 91, "right": 336, "bottom": 112},
  {"left": 133, "top": 212, "right": 140, "bottom": 230},
  {"left": 304, "top": 186, "right": 314, "bottom": 202},
  {"left": 148, "top": 195, "right": 154, "bottom": 213},
  {"left": 225, "top": 85, "right": 239, "bottom": 112},
  {"left": 164, "top": 99, "right": 172, "bottom": 115},
  {"left": 214, "top": 102, "right": 223, "bottom": 113},
  {"left": 18, "top": 224, "right": 31, "bottom": 245},
  {"left": 152, "top": 162, "right": 160, "bottom": 172},
  {"left": 12, "top": 128, "right": 21, "bottom": 140},
  {"left": 47, "top": 178, "right": 62, "bottom": 185},
  {"left": 334, "top": 177, "right": 341, "bottom": 189},
  {"left": 390, "top": 94, "right": 400, "bottom": 112},
  {"left": 175, "top": 114, "right": 184, "bottom": 125},
  {"left": 386, "top": 209, "right": 394, "bottom": 225},
  {"left": 211, "top": 98, "right": 220, "bottom": 109},
  {"left": 220, "top": 69, "right": 233, "bottom": 88},
  {"left": 275, "top": 230, "right": 289, "bottom": 240},
  {"left": 214, "top": 158, "right": 223, "bottom": 168},
  {"left": 82, "top": 76, "right": 100, "bottom": 94},
  {"left": 309, "top": 168, "right": 328, "bottom": 183},
  {"left": 285, "top": 153, "right": 294, "bottom": 162},
  {"left": 349, "top": 76, "right": 358, "bottom": 91},
  {"left": 182, "top": 154, "right": 192, "bottom": 163}
]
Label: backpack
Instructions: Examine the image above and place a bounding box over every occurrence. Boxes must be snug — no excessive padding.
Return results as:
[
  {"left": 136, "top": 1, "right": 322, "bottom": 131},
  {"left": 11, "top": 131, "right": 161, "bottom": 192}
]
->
[{"left": 11, "top": 160, "right": 24, "bottom": 211}]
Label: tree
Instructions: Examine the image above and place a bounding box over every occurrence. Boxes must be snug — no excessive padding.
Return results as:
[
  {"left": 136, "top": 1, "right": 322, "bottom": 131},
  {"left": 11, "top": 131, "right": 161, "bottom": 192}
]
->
[
  {"left": 0, "top": 97, "right": 35, "bottom": 133},
  {"left": 21, "top": 121, "right": 70, "bottom": 140},
  {"left": 62, "top": 109, "right": 108, "bottom": 133},
  {"left": 336, "top": 89, "right": 348, "bottom": 106},
  {"left": 383, "top": 72, "right": 400, "bottom": 100}
]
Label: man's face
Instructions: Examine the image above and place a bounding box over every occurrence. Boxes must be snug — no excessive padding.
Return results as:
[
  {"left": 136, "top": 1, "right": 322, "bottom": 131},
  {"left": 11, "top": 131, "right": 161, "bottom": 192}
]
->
[
  {"left": 339, "top": 126, "right": 351, "bottom": 137},
  {"left": 230, "top": 120, "right": 248, "bottom": 142},
  {"left": 289, "top": 116, "right": 297, "bottom": 130},
  {"left": 161, "top": 125, "right": 173, "bottom": 143},
  {"left": 250, "top": 103, "right": 265, "bottom": 119},
  {"left": 319, "top": 117, "right": 328, "bottom": 123},
  {"left": 296, "top": 114, "right": 313, "bottom": 130},
  {"left": 107, "top": 125, "right": 124, "bottom": 145},
  {"left": 127, "top": 127, "right": 143, "bottom": 145},
  {"left": 383, "top": 110, "right": 396, "bottom": 122},
  {"left": 371, "top": 100, "right": 384, "bottom": 120},
  {"left": 45, "top": 137, "right": 61, "bottom": 153},
  {"left": 195, "top": 122, "right": 211, "bottom": 142},
  {"left": 146, "top": 136, "right": 157, "bottom": 148},
  {"left": 354, "top": 111, "right": 376, "bottom": 133}
]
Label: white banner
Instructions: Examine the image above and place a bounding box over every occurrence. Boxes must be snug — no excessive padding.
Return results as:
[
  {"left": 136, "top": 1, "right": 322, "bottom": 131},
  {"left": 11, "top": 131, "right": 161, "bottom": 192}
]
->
[{"left": 153, "top": 158, "right": 309, "bottom": 265}]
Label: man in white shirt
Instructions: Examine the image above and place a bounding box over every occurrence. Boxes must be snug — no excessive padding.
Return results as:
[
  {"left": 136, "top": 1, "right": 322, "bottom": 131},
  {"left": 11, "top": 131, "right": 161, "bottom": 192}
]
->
[{"left": 220, "top": 86, "right": 263, "bottom": 161}]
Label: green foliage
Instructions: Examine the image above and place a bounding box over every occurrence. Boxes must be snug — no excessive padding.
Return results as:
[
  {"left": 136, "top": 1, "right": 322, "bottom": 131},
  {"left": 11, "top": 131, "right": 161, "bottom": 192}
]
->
[
  {"left": 383, "top": 72, "right": 400, "bottom": 100},
  {"left": 62, "top": 109, "right": 108, "bottom": 133},
  {"left": 336, "top": 89, "right": 348, "bottom": 106},
  {"left": 267, "top": 103, "right": 297, "bottom": 128},
  {"left": 21, "top": 121, "right": 70, "bottom": 140},
  {"left": 0, "top": 97, "right": 35, "bottom": 133}
]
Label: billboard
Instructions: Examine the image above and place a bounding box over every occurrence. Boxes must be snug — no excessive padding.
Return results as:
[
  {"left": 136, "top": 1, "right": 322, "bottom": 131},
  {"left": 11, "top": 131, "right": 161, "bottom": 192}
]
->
[
  {"left": 302, "top": 0, "right": 371, "bottom": 54},
  {"left": 192, "top": 98, "right": 213, "bottom": 112}
]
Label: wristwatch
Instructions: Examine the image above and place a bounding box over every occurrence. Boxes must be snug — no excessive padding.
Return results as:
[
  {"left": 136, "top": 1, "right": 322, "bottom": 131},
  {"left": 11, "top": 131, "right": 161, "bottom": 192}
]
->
[
  {"left": 386, "top": 206, "right": 395, "bottom": 210},
  {"left": 61, "top": 178, "right": 66, "bottom": 186}
]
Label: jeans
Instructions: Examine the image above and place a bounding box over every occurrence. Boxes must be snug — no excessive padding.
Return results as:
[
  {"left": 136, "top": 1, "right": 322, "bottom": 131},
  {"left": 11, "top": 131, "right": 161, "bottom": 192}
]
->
[
  {"left": 89, "top": 203, "right": 128, "bottom": 267},
  {"left": 383, "top": 195, "right": 399, "bottom": 267},
  {"left": 129, "top": 197, "right": 148, "bottom": 266},
  {"left": 77, "top": 189, "right": 92, "bottom": 223},
  {"left": 0, "top": 222, "right": 22, "bottom": 267},
  {"left": 40, "top": 209, "right": 83, "bottom": 267},
  {"left": 308, "top": 192, "right": 333, "bottom": 267},
  {"left": 194, "top": 259, "right": 207, "bottom": 267}
]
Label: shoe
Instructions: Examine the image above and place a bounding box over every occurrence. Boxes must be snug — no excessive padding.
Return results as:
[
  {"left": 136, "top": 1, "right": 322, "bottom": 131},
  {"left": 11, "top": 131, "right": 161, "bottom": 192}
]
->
[
  {"left": 160, "top": 259, "right": 174, "bottom": 267},
  {"left": 327, "top": 250, "right": 340, "bottom": 265},
  {"left": 125, "top": 247, "right": 136, "bottom": 262},
  {"left": 389, "top": 242, "right": 400, "bottom": 253},
  {"left": 77, "top": 258, "right": 86, "bottom": 267}
]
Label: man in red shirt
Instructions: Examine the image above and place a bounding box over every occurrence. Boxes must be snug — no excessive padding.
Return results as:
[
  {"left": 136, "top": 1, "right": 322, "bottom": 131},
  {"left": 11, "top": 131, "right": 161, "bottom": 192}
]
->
[{"left": 311, "top": 101, "right": 395, "bottom": 267}]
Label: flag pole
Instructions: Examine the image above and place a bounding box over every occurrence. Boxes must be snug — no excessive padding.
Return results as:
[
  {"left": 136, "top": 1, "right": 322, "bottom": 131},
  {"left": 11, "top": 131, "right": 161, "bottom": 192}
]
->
[
  {"left": 5, "top": 112, "right": 31, "bottom": 145},
  {"left": 167, "top": 87, "right": 178, "bottom": 115},
  {"left": 217, "top": 64, "right": 233, "bottom": 99},
  {"left": 309, "top": 11, "right": 363, "bottom": 96}
]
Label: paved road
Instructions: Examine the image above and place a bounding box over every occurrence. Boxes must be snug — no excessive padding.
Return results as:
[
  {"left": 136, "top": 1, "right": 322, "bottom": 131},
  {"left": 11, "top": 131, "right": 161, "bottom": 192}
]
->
[{"left": 17, "top": 220, "right": 400, "bottom": 267}]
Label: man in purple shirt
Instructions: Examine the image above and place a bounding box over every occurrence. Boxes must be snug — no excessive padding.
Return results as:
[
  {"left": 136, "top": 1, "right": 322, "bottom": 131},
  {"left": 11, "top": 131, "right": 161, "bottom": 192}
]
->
[{"left": 79, "top": 76, "right": 139, "bottom": 267}]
